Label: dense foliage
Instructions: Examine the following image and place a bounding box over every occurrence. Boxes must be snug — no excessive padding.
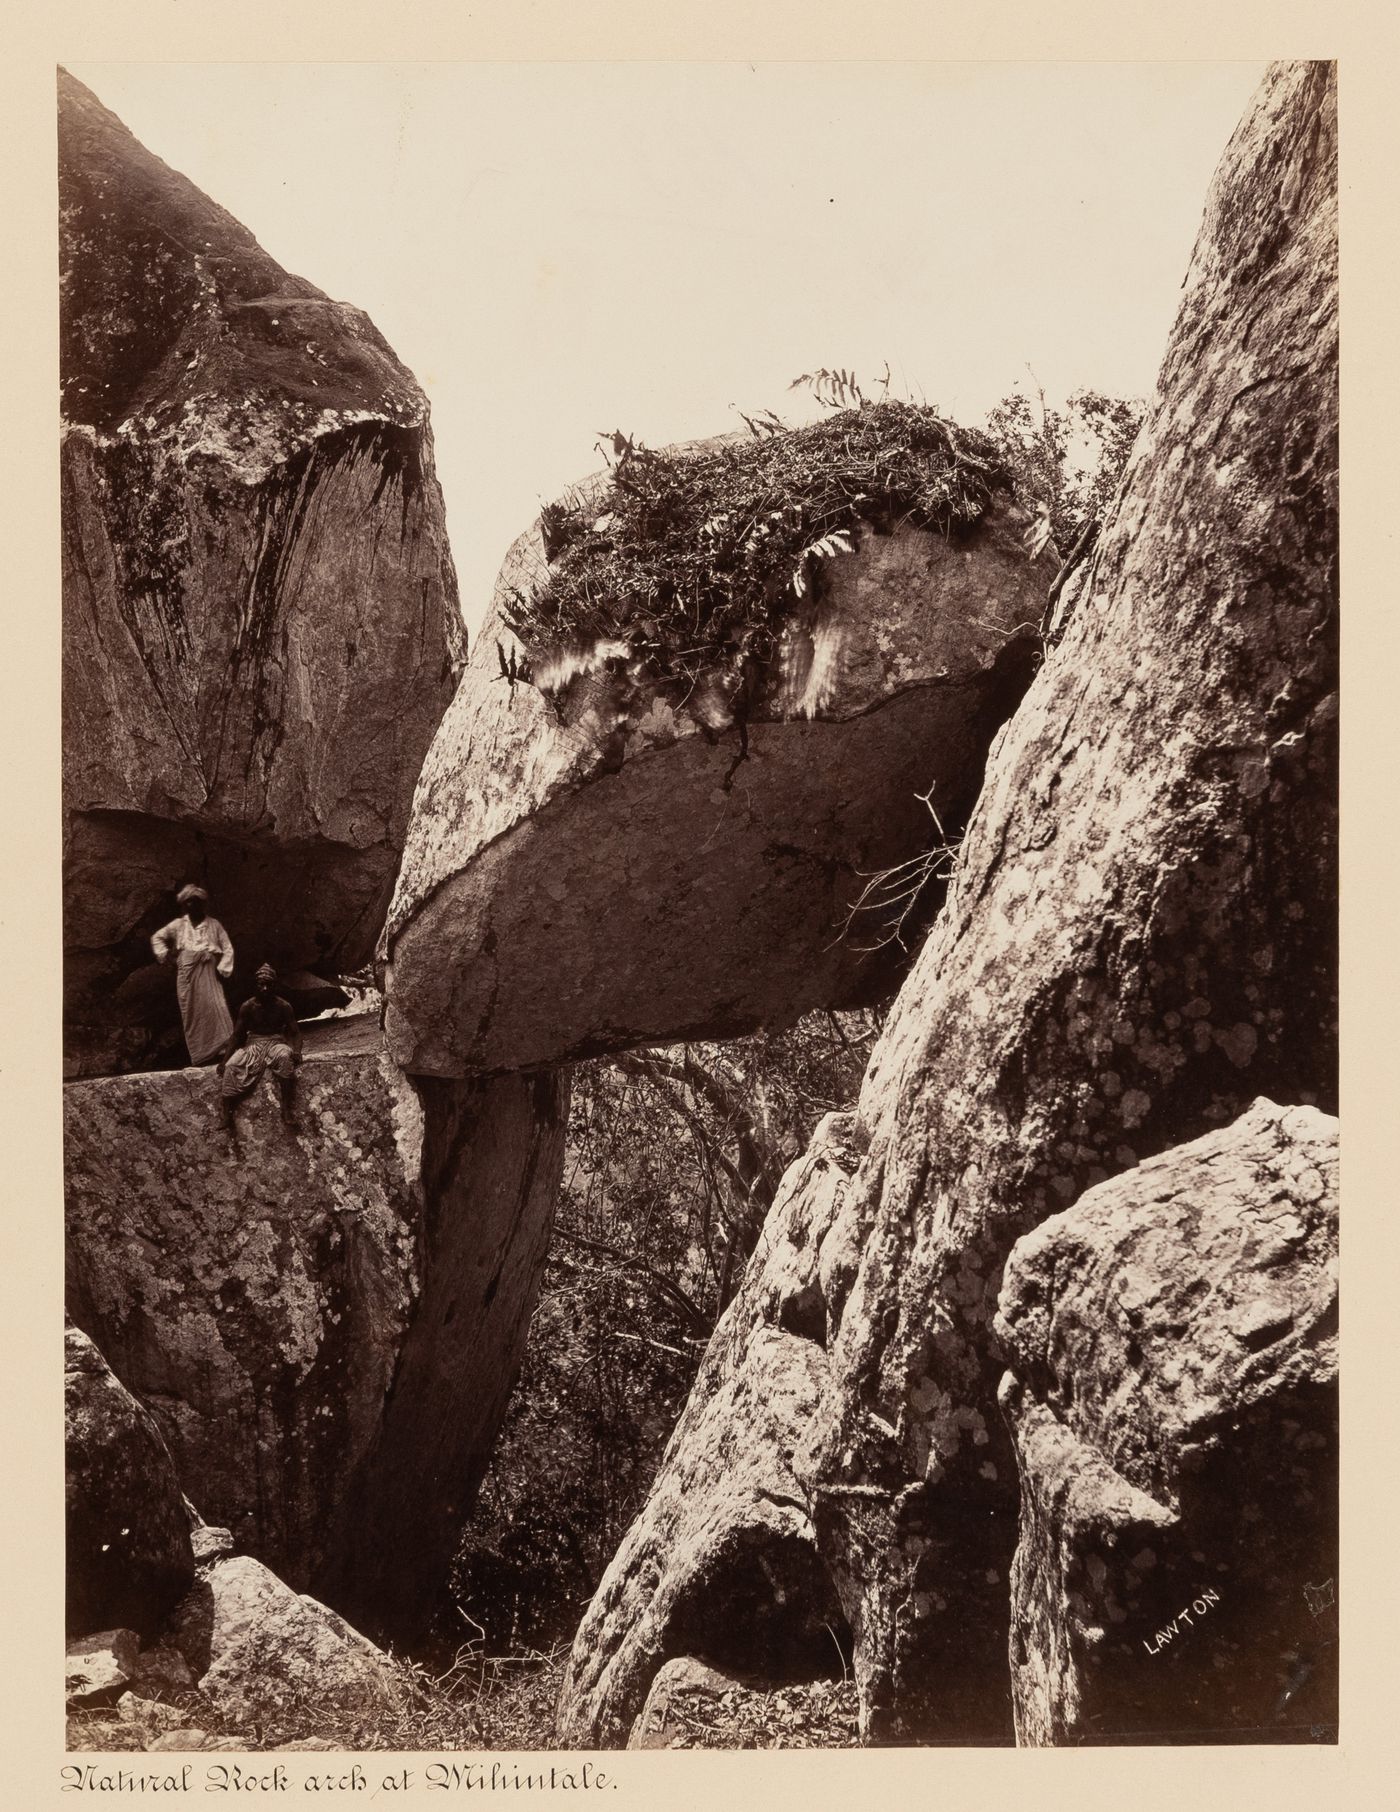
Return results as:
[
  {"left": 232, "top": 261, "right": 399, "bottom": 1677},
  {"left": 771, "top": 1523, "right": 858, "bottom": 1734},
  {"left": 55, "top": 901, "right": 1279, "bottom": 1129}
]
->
[
  {"left": 501, "top": 402, "right": 1010, "bottom": 695},
  {"left": 983, "top": 382, "right": 1146, "bottom": 557},
  {"left": 450, "top": 1011, "right": 879, "bottom": 1653}
]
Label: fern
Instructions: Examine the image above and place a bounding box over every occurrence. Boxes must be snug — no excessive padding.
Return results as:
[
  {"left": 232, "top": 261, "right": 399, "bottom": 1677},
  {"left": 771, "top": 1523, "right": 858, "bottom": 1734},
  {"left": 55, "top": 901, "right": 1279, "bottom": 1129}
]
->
[{"left": 792, "top": 528, "right": 855, "bottom": 598}]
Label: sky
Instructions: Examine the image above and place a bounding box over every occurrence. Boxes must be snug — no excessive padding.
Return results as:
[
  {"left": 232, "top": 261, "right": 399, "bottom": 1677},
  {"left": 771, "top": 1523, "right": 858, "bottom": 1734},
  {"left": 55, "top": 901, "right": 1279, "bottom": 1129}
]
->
[{"left": 69, "top": 61, "right": 1266, "bottom": 630}]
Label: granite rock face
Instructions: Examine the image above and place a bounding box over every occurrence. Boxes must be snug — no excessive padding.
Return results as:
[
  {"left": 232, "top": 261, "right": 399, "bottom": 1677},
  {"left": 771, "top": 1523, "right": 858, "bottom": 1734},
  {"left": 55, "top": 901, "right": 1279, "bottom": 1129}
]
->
[
  {"left": 996, "top": 1099, "right": 1338, "bottom": 1745},
  {"left": 383, "top": 487, "right": 1053, "bottom": 1076},
  {"left": 558, "top": 1116, "right": 857, "bottom": 1744},
  {"left": 63, "top": 1035, "right": 567, "bottom": 1634},
  {"left": 561, "top": 60, "right": 1337, "bottom": 1745},
  {"left": 59, "top": 69, "right": 465, "bottom": 1074},
  {"left": 65, "top": 1325, "right": 196, "bottom": 1639}
]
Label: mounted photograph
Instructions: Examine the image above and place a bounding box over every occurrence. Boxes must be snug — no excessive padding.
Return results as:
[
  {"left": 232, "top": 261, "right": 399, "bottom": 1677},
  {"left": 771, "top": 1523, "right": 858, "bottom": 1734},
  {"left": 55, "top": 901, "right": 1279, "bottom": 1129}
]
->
[{"left": 59, "top": 58, "right": 1338, "bottom": 1754}]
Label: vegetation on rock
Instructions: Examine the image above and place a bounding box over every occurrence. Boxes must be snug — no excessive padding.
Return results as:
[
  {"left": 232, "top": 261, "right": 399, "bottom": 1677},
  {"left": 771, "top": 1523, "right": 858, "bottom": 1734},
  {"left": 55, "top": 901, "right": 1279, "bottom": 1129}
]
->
[
  {"left": 984, "top": 380, "right": 1146, "bottom": 563},
  {"left": 501, "top": 401, "right": 1011, "bottom": 696}
]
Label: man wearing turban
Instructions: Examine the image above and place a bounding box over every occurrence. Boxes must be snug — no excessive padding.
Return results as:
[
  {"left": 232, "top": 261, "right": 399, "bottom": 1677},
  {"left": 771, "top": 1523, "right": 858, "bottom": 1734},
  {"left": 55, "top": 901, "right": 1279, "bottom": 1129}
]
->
[
  {"left": 150, "top": 884, "right": 236, "bottom": 1065},
  {"left": 216, "top": 963, "right": 303, "bottom": 1133}
]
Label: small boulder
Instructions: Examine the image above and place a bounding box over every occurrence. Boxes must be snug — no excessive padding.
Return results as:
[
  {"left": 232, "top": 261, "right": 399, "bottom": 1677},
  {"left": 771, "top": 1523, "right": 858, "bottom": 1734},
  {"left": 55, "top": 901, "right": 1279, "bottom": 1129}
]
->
[
  {"left": 629, "top": 1657, "right": 859, "bottom": 1750},
  {"left": 116, "top": 1694, "right": 190, "bottom": 1732},
  {"left": 148, "top": 1730, "right": 212, "bottom": 1752},
  {"left": 66, "top": 1629, "right": 140, "bottom": 1707},
  {"left": 166, "top": 1554, "right": 403, "bottom": 1721},
  {"left": 629, "top": 1659, "right": 747, "bottom": 1747},
  {"left": 65, "top": 1327, "right": 195, "bottom": 1638},
  {"left": 190, "top": 1526, "right": 236, "bottom": 1566}
]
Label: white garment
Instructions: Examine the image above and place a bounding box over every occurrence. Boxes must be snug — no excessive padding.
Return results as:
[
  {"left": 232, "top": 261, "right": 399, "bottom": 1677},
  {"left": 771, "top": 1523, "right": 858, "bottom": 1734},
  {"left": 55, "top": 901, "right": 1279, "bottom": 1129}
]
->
[
  {"left": 151, "top": 914, "right": 235, "bottom": 1063},
  {"left": 151, "top": 914, "right": 235, "bottom": 976}
]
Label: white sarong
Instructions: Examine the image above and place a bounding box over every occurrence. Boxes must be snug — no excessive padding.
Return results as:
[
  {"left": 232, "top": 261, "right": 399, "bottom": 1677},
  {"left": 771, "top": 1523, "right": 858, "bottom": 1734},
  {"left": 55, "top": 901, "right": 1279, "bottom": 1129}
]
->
[{"left": 151, "top": 914, "right": 235, "bottom": 1064}]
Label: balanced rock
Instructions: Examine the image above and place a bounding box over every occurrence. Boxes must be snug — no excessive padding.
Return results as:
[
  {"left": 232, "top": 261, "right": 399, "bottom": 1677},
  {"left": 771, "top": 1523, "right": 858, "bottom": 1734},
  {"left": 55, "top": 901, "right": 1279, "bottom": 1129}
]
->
[
  {"left": 59, "top": 69, "right": 465, "bottom": 1074},
  {"left": 563, "top": 60, "right": 1337, "bottom": 1745},
  {"left": 996, "top": 1099, "right": 1338, "bottom": 1745},
  {"left": 65, "top": 1326, "right": 195, "bottom": 1638},
  {"left": 64, "top": 1035, "right": 567, "bottom": 1637},
  {"left": 383, "top": 461, "right": 1053, "bottom": 1076},
  {"left": 167, "top": 1554, "right": 401, "bottom": 1722}
]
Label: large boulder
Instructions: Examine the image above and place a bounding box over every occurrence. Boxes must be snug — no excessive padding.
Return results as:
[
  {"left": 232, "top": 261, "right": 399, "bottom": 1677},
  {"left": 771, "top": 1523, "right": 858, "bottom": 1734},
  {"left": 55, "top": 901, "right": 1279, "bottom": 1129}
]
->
[
  {"left": 65, "top": 1325, "right": 196, "bottom": 1638},
  {"left": 995, "top": 1099, "right": 1338, "bottom": 1745},
  {"left": 383, "top": 460, "right": 1054, "bottom": 1076},
  {"left": 64, "top": 1033, "right": 567, "bottom": 1638},
  {"left": 561, "top": 60, "right": 1337, "bottom": 1745},
  {"left": 59, "top": 69, "right": 465, "bottom": 1075}
]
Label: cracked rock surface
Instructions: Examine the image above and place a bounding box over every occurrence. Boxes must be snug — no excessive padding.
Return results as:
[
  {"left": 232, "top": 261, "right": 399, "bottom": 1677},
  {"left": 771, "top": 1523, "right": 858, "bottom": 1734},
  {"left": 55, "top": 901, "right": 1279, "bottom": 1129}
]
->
[
  {"left": 64, "top": 1038, "right": 566, "bottom": 1638},
  {"left": 560, "top": 61, "right": 1337, "bottom": 1746},
  {"left": 383, "top": 487, "right": 1053, "bottom": 1076},
  {"left": 66, "top": 1325, "right": 197, "bottom": 1640},
  {"left": 59, "top": 69, "right": 465, "bottom": 1074}
]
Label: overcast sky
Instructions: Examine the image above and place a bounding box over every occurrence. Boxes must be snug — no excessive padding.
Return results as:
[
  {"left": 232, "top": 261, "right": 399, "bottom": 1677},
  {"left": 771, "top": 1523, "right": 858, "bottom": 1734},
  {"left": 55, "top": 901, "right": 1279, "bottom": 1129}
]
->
[{"left": 70, "top": 61, "right": 1264, "bottom": 630}]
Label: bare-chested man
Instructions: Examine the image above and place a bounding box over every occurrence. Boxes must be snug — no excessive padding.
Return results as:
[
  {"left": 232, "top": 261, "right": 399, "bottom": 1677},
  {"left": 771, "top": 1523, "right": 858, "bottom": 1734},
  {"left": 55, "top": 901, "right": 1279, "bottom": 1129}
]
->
[{"left": 215, "top": 963, "right": 303, "bottom": 1133}]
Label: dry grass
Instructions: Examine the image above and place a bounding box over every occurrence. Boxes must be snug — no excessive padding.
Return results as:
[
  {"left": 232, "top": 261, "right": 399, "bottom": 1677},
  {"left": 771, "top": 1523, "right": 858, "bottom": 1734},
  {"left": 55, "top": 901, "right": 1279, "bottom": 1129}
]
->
[{"left": 66, "top": 1646, "right": 570, "bottom": 1754}]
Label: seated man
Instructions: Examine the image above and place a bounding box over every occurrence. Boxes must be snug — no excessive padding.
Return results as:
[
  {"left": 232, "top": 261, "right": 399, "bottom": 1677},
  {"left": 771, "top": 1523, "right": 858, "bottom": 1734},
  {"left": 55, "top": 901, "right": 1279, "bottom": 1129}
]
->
[{"left": 216, "top": 964, "right": 303, "bottom": 1132}]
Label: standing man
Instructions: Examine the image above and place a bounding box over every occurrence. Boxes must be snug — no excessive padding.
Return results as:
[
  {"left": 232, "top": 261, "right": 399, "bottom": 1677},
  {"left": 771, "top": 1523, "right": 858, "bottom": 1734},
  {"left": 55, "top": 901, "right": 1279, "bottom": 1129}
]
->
[
  {"left": 216, "top": 964, "right": 303, "bottom": 1133},
  {"left": 150, "top": 883, "right": 235, "bottom": 1066}
]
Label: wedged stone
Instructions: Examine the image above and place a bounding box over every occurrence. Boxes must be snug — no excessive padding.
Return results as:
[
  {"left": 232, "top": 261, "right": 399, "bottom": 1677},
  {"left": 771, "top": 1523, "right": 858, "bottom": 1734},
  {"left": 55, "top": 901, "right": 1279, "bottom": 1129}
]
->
[
  {"left": 64, "top": 1037, "right": 567, "bottom": 1637},
  {"left": 383, "top": 486, "right": 1053, "bottom": 1077},
  {"left": 65, "top": 1326, "right": 195, "bottom": 1638},
  {"left": 995, "top": 1099, "right": 1338, "bottom": 1745},
  {"left": 58, "top": 70, "right": 465, "bottom": 1075},
  {"left": 558, "top": 1116, "right": 856, "bottom": 1745},
  {"left": 190, "top": 1526, "right": 236, "bottom": 1565},
  {"left": 560, "top": 61, "right": 1337, "bottom": 1746},
  {"left": 166, "top": 1555, "right": 401, "bottom": 1722},
  {"left": 66, "top": 1629, "right": 141, "bottom": 1707}
]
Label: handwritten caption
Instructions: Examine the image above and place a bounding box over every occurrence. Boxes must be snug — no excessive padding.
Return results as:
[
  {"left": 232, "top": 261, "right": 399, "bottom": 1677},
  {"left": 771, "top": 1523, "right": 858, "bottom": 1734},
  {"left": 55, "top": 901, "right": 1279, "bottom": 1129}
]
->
[{"left": 60, "top": 1762, "right": 618, "bottom": 1797}]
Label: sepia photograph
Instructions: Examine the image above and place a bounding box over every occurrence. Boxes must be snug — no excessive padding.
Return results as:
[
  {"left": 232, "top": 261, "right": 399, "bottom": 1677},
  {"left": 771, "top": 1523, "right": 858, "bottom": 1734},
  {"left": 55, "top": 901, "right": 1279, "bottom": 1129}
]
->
[{"left": 52, "top": 47, "right": 1339, "bottom": 1766}]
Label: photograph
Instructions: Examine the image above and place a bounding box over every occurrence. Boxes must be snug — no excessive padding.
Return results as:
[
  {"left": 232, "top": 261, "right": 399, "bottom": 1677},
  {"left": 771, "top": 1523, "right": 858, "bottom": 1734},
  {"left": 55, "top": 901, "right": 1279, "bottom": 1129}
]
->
[{"left": 55, "top": 52, "right": 1338, "bottom": 1762}]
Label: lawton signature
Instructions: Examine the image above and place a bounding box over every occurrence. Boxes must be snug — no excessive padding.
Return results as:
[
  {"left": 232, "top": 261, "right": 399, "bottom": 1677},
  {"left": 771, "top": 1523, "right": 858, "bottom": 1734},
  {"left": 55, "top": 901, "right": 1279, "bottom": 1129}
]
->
[{"left": 1142, "top": 1586, "right": 1221, "bottom": 1654}]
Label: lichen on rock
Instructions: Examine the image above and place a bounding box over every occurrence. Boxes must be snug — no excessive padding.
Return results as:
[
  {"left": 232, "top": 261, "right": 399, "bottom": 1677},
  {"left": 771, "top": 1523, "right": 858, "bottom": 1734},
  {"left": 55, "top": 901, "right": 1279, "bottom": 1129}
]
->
[
  {"left": 996, "top": 1099, "right": 1338, "bottom": 1745},
  {"left": 560, "top": 58, "right": 1338, "bottom": 1746}
]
